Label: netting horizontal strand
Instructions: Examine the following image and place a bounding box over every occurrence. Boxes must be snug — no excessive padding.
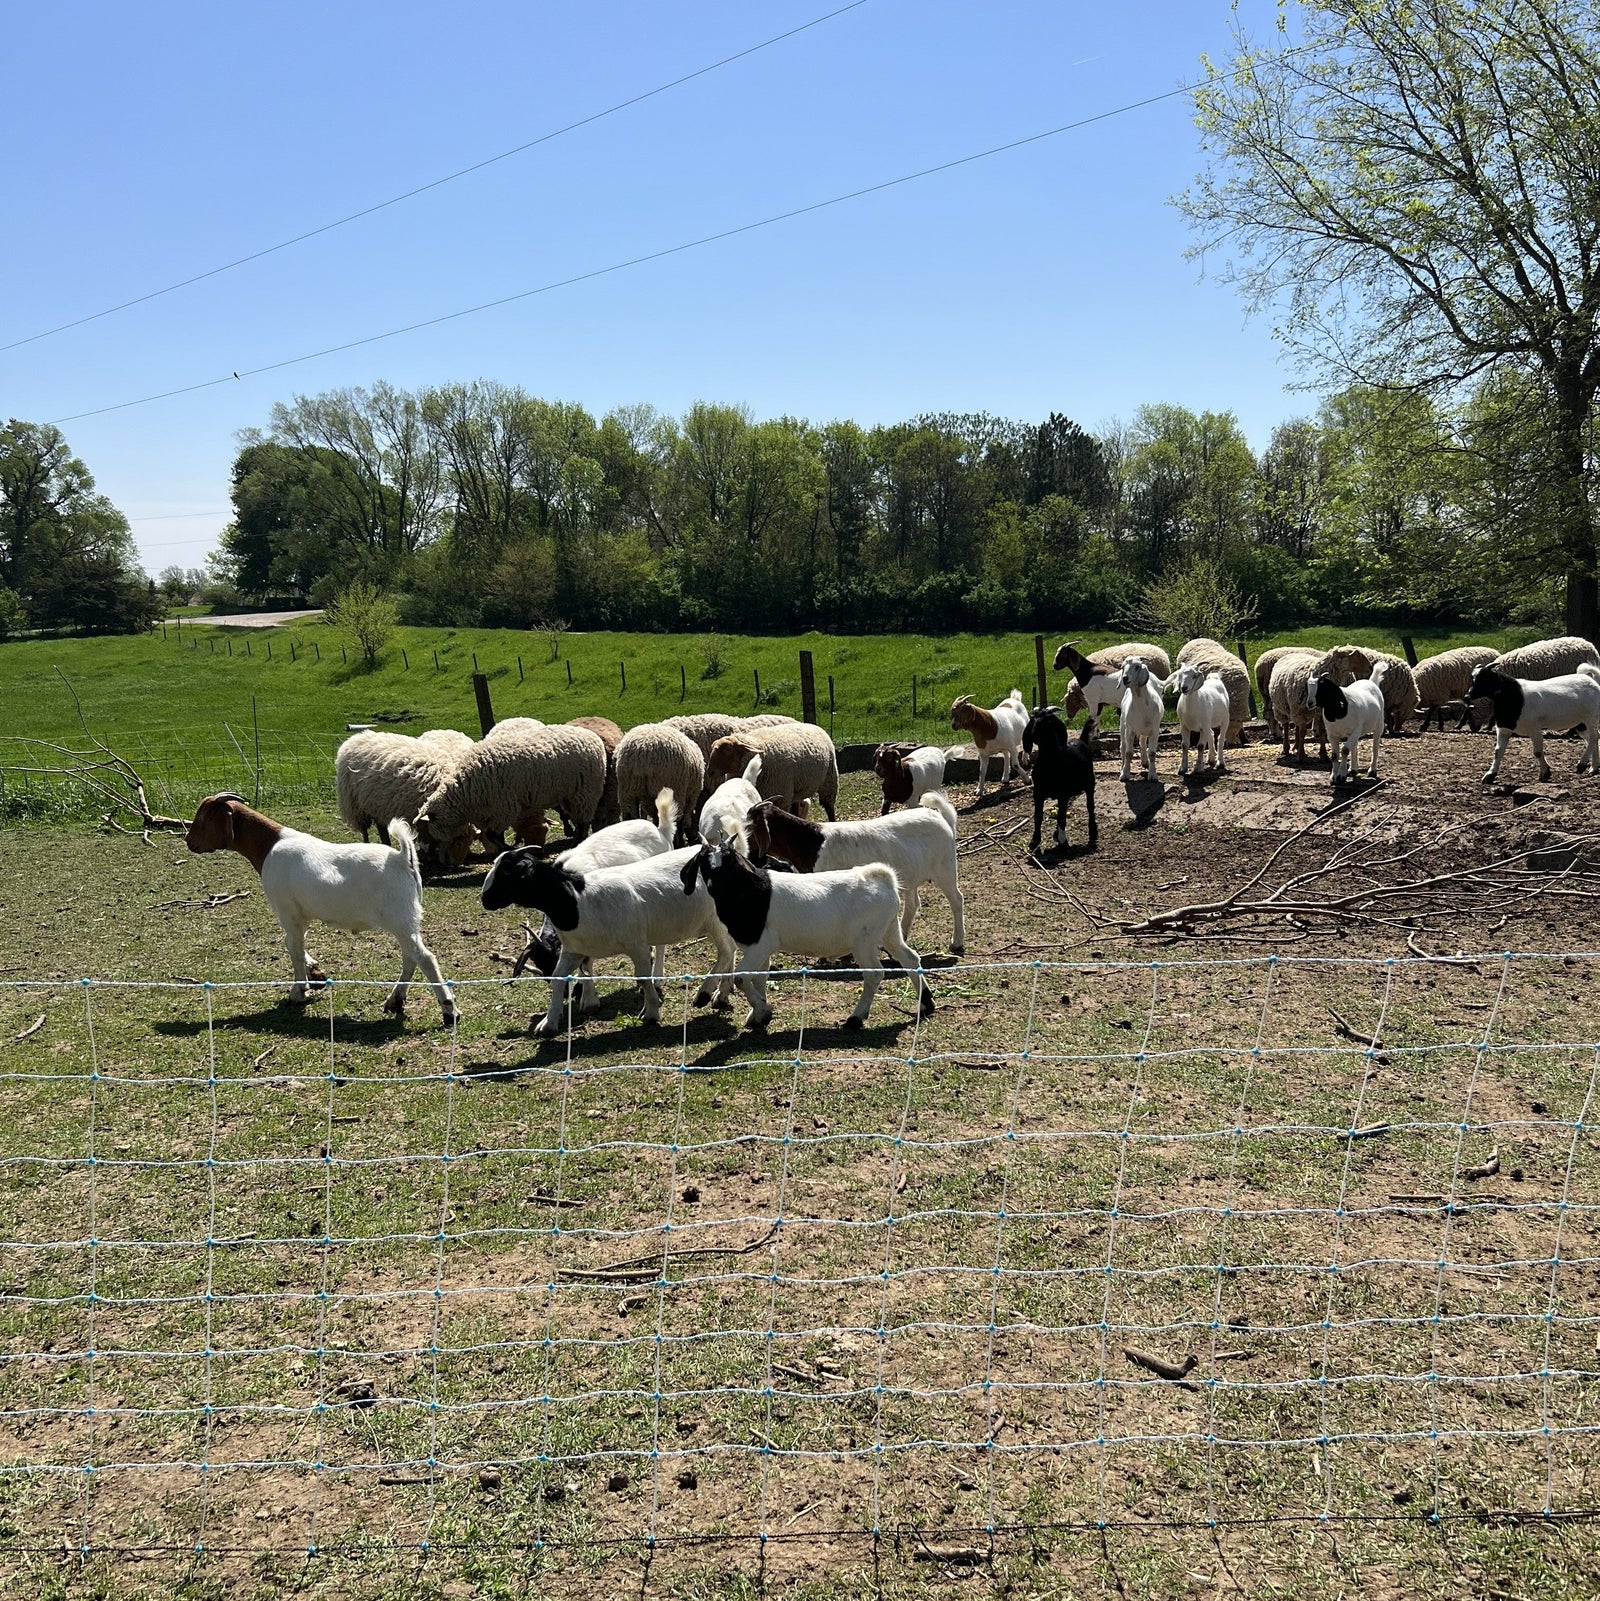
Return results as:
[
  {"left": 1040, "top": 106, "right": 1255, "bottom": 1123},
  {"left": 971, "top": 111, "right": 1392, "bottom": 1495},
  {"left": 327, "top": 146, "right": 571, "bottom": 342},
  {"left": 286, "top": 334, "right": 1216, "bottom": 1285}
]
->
[{"left": 0, "top": 949, "right": 1594, "bottom": 1563}]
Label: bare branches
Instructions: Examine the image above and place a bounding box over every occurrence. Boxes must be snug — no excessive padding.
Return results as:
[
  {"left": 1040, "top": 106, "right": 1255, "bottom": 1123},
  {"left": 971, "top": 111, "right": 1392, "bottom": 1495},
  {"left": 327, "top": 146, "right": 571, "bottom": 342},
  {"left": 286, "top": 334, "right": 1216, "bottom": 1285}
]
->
[{"left": 47, "top": 669, "right": 188, "bottom": 834}]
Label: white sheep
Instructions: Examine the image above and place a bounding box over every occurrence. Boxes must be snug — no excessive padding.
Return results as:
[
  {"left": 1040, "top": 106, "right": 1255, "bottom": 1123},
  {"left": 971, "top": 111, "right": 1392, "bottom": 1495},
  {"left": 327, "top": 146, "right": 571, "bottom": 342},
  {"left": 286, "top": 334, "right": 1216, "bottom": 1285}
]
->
[
  {"left": 1117, "top": 658, "right": 1165, "bottom": 781},
  {"left": 949, "top": 690, "right": 1028, "bottom": 795},
  {"left": 682, "top": 844, "right": 933, "bottom": 1031},
  {"left": 186, "top": 794, "right": 456, "bottom": 1022},
  {"left": 1309, "top": 671, "right": 1385, "bottom": 785},
  {"left": 744, "top": 791, "right": 966, "bottom": 952},
  {"left": 486, "top": 787, "right": 680, "bottom": 1013},
  {"left": 1268, "top": 651, "right": 1328, "bottom": 762},
  {"left": 1172, "top": 663, "right": 1230, "bottom": 776},
  {"left": 1492, "top": 636, "right": 1600, "bottom": 681},
  {"left": 415, "top": 723, "right": 607, "bottom": 864},
  {"left": 706, "top": 724, "right": 839, "bottom": 820},
  {"left": 1370, "top": 657, "right": 1420, "bottom": 733},
  {"left": 1469, "top": 662, "right": 1600, "bottom": 783},
  {"left": 481, "top": 843, "right": 738, "bottom": 1034},
  {"left": 698, "top": 755, "right": 765, "bottom": 852},
  {"left": 1175, "top": 639, "right": 1250, "bottom": 745},
  {"left": 568, "top": 715, "right": 623, "bottom": 829},
  {"left": 1054, "top": 642, "right": 1172, "bottom": 726},
  {"left": 1252, "top": 646, "right": 1303, "bottom": 741},
  {"left": 1413, "top": 646, "right": 1499, "bottom": 731},
  {"left": 335, "top": 730, "right": 475, "bottom": 850},
  {"left": 615, "top": 722, "right": 705, "bottom": 843}
]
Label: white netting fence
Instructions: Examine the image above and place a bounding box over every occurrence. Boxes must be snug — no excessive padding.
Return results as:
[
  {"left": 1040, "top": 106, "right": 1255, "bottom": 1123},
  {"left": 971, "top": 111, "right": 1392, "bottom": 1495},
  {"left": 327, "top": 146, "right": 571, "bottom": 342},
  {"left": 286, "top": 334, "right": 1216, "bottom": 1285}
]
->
[{"left": 1, "top": 950, "right": 1597, "bottom": 1566}]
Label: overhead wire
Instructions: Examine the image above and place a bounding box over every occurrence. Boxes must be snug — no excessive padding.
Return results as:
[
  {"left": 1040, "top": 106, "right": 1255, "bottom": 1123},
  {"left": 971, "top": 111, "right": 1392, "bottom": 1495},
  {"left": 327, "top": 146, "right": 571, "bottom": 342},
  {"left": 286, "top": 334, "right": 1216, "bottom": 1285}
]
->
[
  {"left": 1, "top": 0, "right": 869, "bottom": 354},
  {"left": 48, "top": 68, "right": 1260, "bottom": 428}
]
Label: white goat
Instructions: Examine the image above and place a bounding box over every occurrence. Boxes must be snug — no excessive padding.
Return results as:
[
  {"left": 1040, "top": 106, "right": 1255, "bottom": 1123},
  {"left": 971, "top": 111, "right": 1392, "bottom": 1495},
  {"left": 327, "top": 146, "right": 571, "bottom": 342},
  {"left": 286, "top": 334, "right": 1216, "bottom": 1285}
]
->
[
  {"left": 744, "top": 792, "right": 965, "bottom": 952},
  {"left": 681, "top": 844, "right": 933, "bottom": 1031},
  {"left": 1172, "top": 663, "right": 1230, "bottom": 777},
  {"left": 487, "top": 788, "right": 679, "bottom": 1010},
  {"left": 1468, "top": 662, "right": 1600, "bottom": 783},
  {"left": 949, "top": 690, "right": 1028, "bottom": 796},
  {"left": 185, "top": 794, "right": 456, "bottom": 1022},
  {"left": 480, "top": 843, "right": 737, "bottom": 1035},
  {"left": 1117, "top": 658, "right": 1165, "bottom": 781},
  {"left": 1309, "top": 671, "right": 1385, "bottom": 785},
  {"left": 698, "top": 755, "right": 764, "bottom": 852}
]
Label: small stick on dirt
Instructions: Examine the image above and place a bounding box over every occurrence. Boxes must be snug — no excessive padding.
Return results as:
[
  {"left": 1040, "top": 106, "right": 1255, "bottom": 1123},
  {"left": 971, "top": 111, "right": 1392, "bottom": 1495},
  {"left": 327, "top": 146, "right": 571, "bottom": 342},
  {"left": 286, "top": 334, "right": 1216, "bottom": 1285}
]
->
[
  {"left": 150, "top": 891, "right": 251, "bottom": 913},
  {"left": 378, "top": 1473, "right": 441, "bottom": 1486},
  {"left": 1212, "top": 1350, "right": 1254, "bottom": 1361},
  {"left": 894, "top": 1170, "right": 908, "bottom": 1195},
  {"left": 1124, "top": 1348, "right": 1200, "bottom": 1391},
  {"left": 1389, "top": 1193, "right": 1446, "bottom": 1204},
  {"left": 912, "top": 1540, "right": 985, "bottom": 1566},
  {"left": 1328, "top": 1007, "right": 1382, "bottom": 1049},
  {"left": 1155, "top": 876, "right": 1189, "bottom": 893},
  {"left": 525, "top": 1191, "right": 579, "bottom": 1208},
  {"left": 773, "top": 1362, "right": 822, "bottom": 1386},
  {"left": 251, "top": 1045, "right": 277, "bottom": 1071},
  {"left": 617, "top": 1293, "right": 647, "bottom": 1316},
  {"left": 954, "top": 1057, "right": 1006, "bottom": 1072},
  {"left": 6, "top": 1015, "right": 45, "bottom": 1047},
  {"left": 1336, "top": 1122, "right": 1390, "bottom": 1143},
  {"left": 558, "top": 1223, "right": 780, "bottom": 1283},
  {"left": 1460, "top": 1148, "right": 1501, "bottom": 1182}
]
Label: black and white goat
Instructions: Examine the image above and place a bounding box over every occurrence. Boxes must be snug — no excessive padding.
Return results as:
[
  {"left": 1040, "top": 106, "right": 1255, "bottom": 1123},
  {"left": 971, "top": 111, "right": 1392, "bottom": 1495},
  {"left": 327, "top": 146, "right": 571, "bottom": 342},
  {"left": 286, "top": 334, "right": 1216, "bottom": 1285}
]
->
[
  {"left": 1468, "top": 662, "right": 1600, "bottom": 783},
  {"left": 1309, "top": 671, "right": 1385, "bottom": 786},
  {"left": 1020, "top": 707, "right": 1098, "bottom": 854},
  {"left": 481, "top": 843, "right": 736, "bottom": 1035},
  {"left": 680, "top": 843, "right": 933, "bottom": 1031}
]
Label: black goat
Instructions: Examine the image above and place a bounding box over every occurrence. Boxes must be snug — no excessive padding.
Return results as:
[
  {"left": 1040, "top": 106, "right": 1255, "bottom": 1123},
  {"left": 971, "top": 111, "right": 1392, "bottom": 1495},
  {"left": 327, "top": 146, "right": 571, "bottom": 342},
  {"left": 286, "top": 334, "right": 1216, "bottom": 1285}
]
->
[{"left": 1021, "top": 707, "right": 1098, "bottom": 854}]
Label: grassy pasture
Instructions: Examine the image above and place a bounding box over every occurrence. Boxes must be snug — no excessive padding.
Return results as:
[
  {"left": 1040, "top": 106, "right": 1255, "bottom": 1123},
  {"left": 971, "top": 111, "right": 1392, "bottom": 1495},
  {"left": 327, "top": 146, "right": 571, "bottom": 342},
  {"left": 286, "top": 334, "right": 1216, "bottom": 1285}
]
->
[
  {"left": 0, "top": 619, "right": 1545, "bottom": 828},
  {"left": 0, "top": 732, "right": 1597, "bottom": 1596}
]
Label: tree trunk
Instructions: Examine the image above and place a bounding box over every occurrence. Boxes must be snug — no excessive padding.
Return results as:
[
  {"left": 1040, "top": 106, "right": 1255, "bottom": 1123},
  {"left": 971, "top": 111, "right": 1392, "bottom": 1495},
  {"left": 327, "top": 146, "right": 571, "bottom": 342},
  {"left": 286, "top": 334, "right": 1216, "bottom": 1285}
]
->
[{"left": 1553, "top": 384, "right": 1599, "bottom": 643}]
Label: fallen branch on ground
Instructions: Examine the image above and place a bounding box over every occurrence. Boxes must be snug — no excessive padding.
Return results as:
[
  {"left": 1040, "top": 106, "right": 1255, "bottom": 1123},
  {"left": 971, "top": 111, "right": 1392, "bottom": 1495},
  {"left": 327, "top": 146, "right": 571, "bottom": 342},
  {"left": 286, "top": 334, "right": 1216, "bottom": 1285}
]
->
[{"left": 6, "top": 1016, "right": 44, "bottom": 1046}]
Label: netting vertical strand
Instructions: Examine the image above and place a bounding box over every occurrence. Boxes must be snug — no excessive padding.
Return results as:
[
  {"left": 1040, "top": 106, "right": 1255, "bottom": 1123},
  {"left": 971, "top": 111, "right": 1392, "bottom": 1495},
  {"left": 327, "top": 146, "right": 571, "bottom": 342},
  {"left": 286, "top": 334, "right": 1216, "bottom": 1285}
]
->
[
  {"left": 421, "top": 1007, "right": 462, "bottom": 1550},
  {"left": 979, "top": 961, "right": 1041, "bottom": 1539},
  {"left": 305, "top": 980, "right": 341, "bottom": 1555},
  {"left": 1315, "top": 958, "right": 1398, "bottom": 1519},
  {"left": 1538, "top": 1040, "right": 1600, "bottom": 1512},
  {"left": 755, "top": 968, "right": 808, "bottom": 1551},
  {"left": 1426, "top": 953, "right": 1512, "bottom": 1521},
  {"left": 1093, "top": 961, "right": 1162, "bottom": 1527},
  {"left": 867, "top": 970, "right": 927, "bottom": 1542},
  {"left": 195, "top": 984, "right": 222, "bottom": 1553},
  {"left": 78, "top": 978, "right": 101, "bottom": 1557},
  {"left": 1201, "top": 955, "right": 1278, "bottom": 1527},
  {"left": 643, "top": 982, "right": 693, "bottom": 1558}
]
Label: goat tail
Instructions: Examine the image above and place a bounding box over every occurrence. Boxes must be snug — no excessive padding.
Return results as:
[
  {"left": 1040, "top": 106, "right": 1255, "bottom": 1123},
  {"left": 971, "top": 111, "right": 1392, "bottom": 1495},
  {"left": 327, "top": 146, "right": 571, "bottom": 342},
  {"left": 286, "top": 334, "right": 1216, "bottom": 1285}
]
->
[
  {"left": 1078, "top": 719, "right": 1102, "bottom": 758},
  {"left": 919, "top": 790, "right": 960, "bottom": 835},
  {"left": 653, "top": 786, "right": 680, "bottom": 847},
  {"left": 388, "top": 818, "right": 423, "bottom": 887},
  {"left": 1578, "top": 662, "right": 1600, "bottom": 686},
  {"left": 742, "top": 753, "right": 763, "bottom": 786}
]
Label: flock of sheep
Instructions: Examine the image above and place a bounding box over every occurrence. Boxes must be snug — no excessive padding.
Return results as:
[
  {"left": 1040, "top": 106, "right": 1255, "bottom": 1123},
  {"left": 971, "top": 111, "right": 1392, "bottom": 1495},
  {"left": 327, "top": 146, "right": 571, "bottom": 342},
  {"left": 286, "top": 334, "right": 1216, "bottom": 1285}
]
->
[{"left": 181, "top": 632, "right": 1600, "bottom": 1036}]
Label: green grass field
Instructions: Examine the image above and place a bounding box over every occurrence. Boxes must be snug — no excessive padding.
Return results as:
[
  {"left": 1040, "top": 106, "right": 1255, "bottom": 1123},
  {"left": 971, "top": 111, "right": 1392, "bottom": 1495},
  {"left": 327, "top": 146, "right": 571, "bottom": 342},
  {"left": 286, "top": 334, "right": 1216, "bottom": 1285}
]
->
[{"left": 0, "top": 619, "right": 1544, "bottom": 827}]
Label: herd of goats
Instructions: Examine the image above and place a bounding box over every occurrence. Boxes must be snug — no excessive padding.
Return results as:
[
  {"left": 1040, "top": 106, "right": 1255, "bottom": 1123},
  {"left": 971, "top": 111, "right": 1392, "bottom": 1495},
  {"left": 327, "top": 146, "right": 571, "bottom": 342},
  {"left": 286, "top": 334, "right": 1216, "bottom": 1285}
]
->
[{"left": 180, "top": 630, "right": 1600, "bottom": 1033}]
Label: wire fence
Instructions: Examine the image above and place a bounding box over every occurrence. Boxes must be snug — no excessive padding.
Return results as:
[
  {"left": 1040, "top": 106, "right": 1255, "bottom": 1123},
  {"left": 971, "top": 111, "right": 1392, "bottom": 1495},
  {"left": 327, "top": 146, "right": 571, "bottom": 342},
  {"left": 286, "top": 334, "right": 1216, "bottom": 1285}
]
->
[{"left": 0, "top": 949, "right": 1596, "bottom": 1572}]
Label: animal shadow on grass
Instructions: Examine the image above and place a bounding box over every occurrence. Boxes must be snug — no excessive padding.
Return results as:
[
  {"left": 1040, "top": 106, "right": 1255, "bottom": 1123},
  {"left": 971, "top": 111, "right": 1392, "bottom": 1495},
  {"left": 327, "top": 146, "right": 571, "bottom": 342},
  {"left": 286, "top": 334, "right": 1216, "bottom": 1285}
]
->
[
  {"left": 1178, "top": 764, "right": 1227, "bottom": 795},
  {"left": 1027, "top": 836, "right": 1095, "bottom": 866},
  {"left": 1122, "top": 776, "right": 1166, "bottom": 829},
  {"left": 688, "top": 1017, "right": 913, "bottom": 1070},
  {"left": 153, "top": 1002, "right": 408, "bottom": 1045}
]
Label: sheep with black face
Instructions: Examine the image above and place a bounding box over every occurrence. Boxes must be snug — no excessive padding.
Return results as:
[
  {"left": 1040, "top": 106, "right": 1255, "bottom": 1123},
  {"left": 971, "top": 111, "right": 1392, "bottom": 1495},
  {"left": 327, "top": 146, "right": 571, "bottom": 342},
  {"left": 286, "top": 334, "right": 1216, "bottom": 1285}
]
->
[{"left": 681, "top": 841, "right": 933, "bottom": 1032}]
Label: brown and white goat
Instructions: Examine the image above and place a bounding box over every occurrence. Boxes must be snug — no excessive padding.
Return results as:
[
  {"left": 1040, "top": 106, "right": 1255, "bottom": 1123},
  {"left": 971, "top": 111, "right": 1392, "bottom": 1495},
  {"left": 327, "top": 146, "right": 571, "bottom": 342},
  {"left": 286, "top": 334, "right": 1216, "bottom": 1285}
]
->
[{"left": 949, "top": 690, "right": 1028, "bottom": 796}]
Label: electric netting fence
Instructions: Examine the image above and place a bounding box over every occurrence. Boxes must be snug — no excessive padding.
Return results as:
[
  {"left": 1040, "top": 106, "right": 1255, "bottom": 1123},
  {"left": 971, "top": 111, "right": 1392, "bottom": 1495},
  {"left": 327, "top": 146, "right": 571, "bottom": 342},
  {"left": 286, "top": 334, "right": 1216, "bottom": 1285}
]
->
[{"left": 1, "top": 950, "right": 1597, "bottom": 1566}]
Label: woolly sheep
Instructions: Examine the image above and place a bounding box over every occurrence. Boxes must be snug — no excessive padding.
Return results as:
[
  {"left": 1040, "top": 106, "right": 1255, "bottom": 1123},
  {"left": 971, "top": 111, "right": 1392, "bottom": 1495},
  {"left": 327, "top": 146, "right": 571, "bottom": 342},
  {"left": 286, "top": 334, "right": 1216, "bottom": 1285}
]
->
[
  {"left": 1369, "top": 656, "right": 1419, "bottom": 734},
  {"left": 1267, "top": 651, "right": 1328, "bottom": 762},
  {"left": 1413, "top": 646, "right": 1499, "bottom": 731},
  {"left": 1175, "top": 639, "right": 1250, "bottom": 745},
  {"left": 568, "top": 715, "right": 623, "bottom": 830},
  {"left": 1491, "top": 636, "right": 1600, "bottom": 681},
  {"left": 615, "top": 722, "right": 705, "bottom": 844},
  {"left": 1311, "top": 646, "right": 1415, "bottom": 733},
  {"left": 335, "top": 730, "right": 474, "bottom": 853},
  {"left": 415, "top": 723, "right": 607, "bottom": 864},
  {"left": 1054, "top": 641, "right": 1171, "bottom": 723},
  {"left": 666, "top": 713, "right": 796, "bottom": 806},
  {"left": 1252, "top": 646, "right": 1303, "bottom": 741},
  {"left": 707, "top": 723, "right": 839, "bottom": 821}
]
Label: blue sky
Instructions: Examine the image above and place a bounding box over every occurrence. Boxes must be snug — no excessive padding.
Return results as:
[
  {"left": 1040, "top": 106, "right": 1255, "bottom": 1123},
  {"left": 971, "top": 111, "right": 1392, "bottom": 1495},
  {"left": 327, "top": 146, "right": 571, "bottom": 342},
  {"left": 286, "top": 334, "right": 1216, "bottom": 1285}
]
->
[{"left": 4, "top": 0, "right": 1302, "bottom": 575}]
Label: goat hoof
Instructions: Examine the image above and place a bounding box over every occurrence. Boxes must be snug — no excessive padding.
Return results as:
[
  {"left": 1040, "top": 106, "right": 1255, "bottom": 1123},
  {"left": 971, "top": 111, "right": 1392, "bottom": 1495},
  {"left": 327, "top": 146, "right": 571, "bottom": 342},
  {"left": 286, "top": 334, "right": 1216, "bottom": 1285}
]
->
[
  {"left": 440, "top": 1007, "right": 458, "bottom": 1027},
  {"left": 842, "top": 1014, "right": 864, "bottom": 1031},
  {"left": 919, "top": 992, "right": 936, "bottom": 1017},
  {"left": 382, "top": 997, "right": 404, "bottom": 1016},
  {"left": 692, "top": 987, "right": 714, "bottom": 1008},
  {"left": 949, "top": 943, "right": 964, "bottom": 956}
]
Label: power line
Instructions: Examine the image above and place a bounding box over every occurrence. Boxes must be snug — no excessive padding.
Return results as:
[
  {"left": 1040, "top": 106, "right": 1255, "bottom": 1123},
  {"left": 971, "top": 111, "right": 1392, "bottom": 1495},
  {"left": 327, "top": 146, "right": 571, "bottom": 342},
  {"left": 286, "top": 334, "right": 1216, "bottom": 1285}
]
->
[
  {"left": 2, "top": 0, "right": 868, "bottom": 354},
  {"left": 49, "top": 73, "right": 1225, "bottom": 428},
  {"left": 127, "top": 511, "right": 229, "bottom": 523}
]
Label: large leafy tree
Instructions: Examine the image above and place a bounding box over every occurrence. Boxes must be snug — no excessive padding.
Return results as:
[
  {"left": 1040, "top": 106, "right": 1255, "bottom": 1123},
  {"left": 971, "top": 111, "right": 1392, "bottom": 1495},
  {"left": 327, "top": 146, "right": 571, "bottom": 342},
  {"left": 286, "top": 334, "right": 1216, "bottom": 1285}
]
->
[
  {"left": 1182, "top": 0, "right": 1600, "bottom": 637},
  {"left": 0, "top": 419, "right": 157, "bottom": 633}
]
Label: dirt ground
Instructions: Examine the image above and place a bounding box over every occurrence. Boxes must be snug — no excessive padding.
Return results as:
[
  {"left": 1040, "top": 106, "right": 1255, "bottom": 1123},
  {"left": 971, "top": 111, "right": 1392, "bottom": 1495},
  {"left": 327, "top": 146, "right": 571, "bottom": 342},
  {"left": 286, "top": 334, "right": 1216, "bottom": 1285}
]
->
[{"left": 1, "top": 723, "right": 1598, "bottom": 1598}]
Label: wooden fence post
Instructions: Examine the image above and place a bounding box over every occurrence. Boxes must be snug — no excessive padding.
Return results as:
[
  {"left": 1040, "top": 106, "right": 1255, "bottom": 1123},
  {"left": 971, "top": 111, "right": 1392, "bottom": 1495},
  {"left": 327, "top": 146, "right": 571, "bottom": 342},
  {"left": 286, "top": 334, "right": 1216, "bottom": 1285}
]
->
[
  {"left": 518, "top": 656, "right": 524, "bottom": 682},
  {"left": 265, "top": 639, "right": 272, "bottom": 661},
  {"left": 912, "top": 674, "right": 917, "bottom": 717},
  {"left": 290, "top": 641, "right": 296, "bottom": 662},
  {"left": 314, "top": 641, "right": 320, "bottom": 662},
  {"left": 472, "top": 672, "right": 496, "bottom": 736},
  {"left": 1034, "top": 634, "right": 1048, "bottom": 711},
  {"left": 828, "top": 675, "right": 835, "bottom": 724},
  {"left": 799, "top": 650, "right": 816, "bottom": 724},
  {"left": 620, "top": 661, "right": 627, "bottom": 694},
  {"left": 434, "top": 650, "right": 440, "bottom": 671},
  {"left": 1237, "top": 638, "right": 1255, "bottom": 715},
  {"left": 753, "top": 667, "right": 761, "bottom": 707},
  {"left": 566, "top": 659, "right": 573, "bottom": 687},
  {"left": 1399, "top": 635, "right": 1418, "bottom": 666},
  {"left": 680, "top": 664, "right": 686, "bottom": 701},
  {"left": 402, "top": 648, "right": 409, "bottom": 670}
]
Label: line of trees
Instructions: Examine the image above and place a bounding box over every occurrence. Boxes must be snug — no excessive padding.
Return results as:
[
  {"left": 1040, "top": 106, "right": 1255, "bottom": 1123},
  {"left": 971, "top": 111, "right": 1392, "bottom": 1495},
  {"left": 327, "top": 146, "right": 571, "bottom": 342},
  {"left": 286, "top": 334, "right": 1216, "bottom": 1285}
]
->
[{"left": 210, "top": 374, "right": 1577, "bottom": 635}]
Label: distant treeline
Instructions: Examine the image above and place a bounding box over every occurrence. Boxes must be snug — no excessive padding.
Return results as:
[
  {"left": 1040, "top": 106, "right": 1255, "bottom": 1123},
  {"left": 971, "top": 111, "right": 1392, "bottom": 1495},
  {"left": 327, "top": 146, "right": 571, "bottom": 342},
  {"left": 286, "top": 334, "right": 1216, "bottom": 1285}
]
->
[{"left": 211, "top": 376, "right": 1576, "bottom": 636}]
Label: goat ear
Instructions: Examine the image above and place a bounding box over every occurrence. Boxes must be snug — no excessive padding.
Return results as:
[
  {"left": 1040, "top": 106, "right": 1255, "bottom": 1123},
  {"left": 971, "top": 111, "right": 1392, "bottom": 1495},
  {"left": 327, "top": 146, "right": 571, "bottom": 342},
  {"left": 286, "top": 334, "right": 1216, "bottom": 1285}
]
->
[
  {"left": 217, "top": 798, "right": 237, "bottom": 846},
  {"left": 679, "top": 853, "right": 701, "bottom": 895}
]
